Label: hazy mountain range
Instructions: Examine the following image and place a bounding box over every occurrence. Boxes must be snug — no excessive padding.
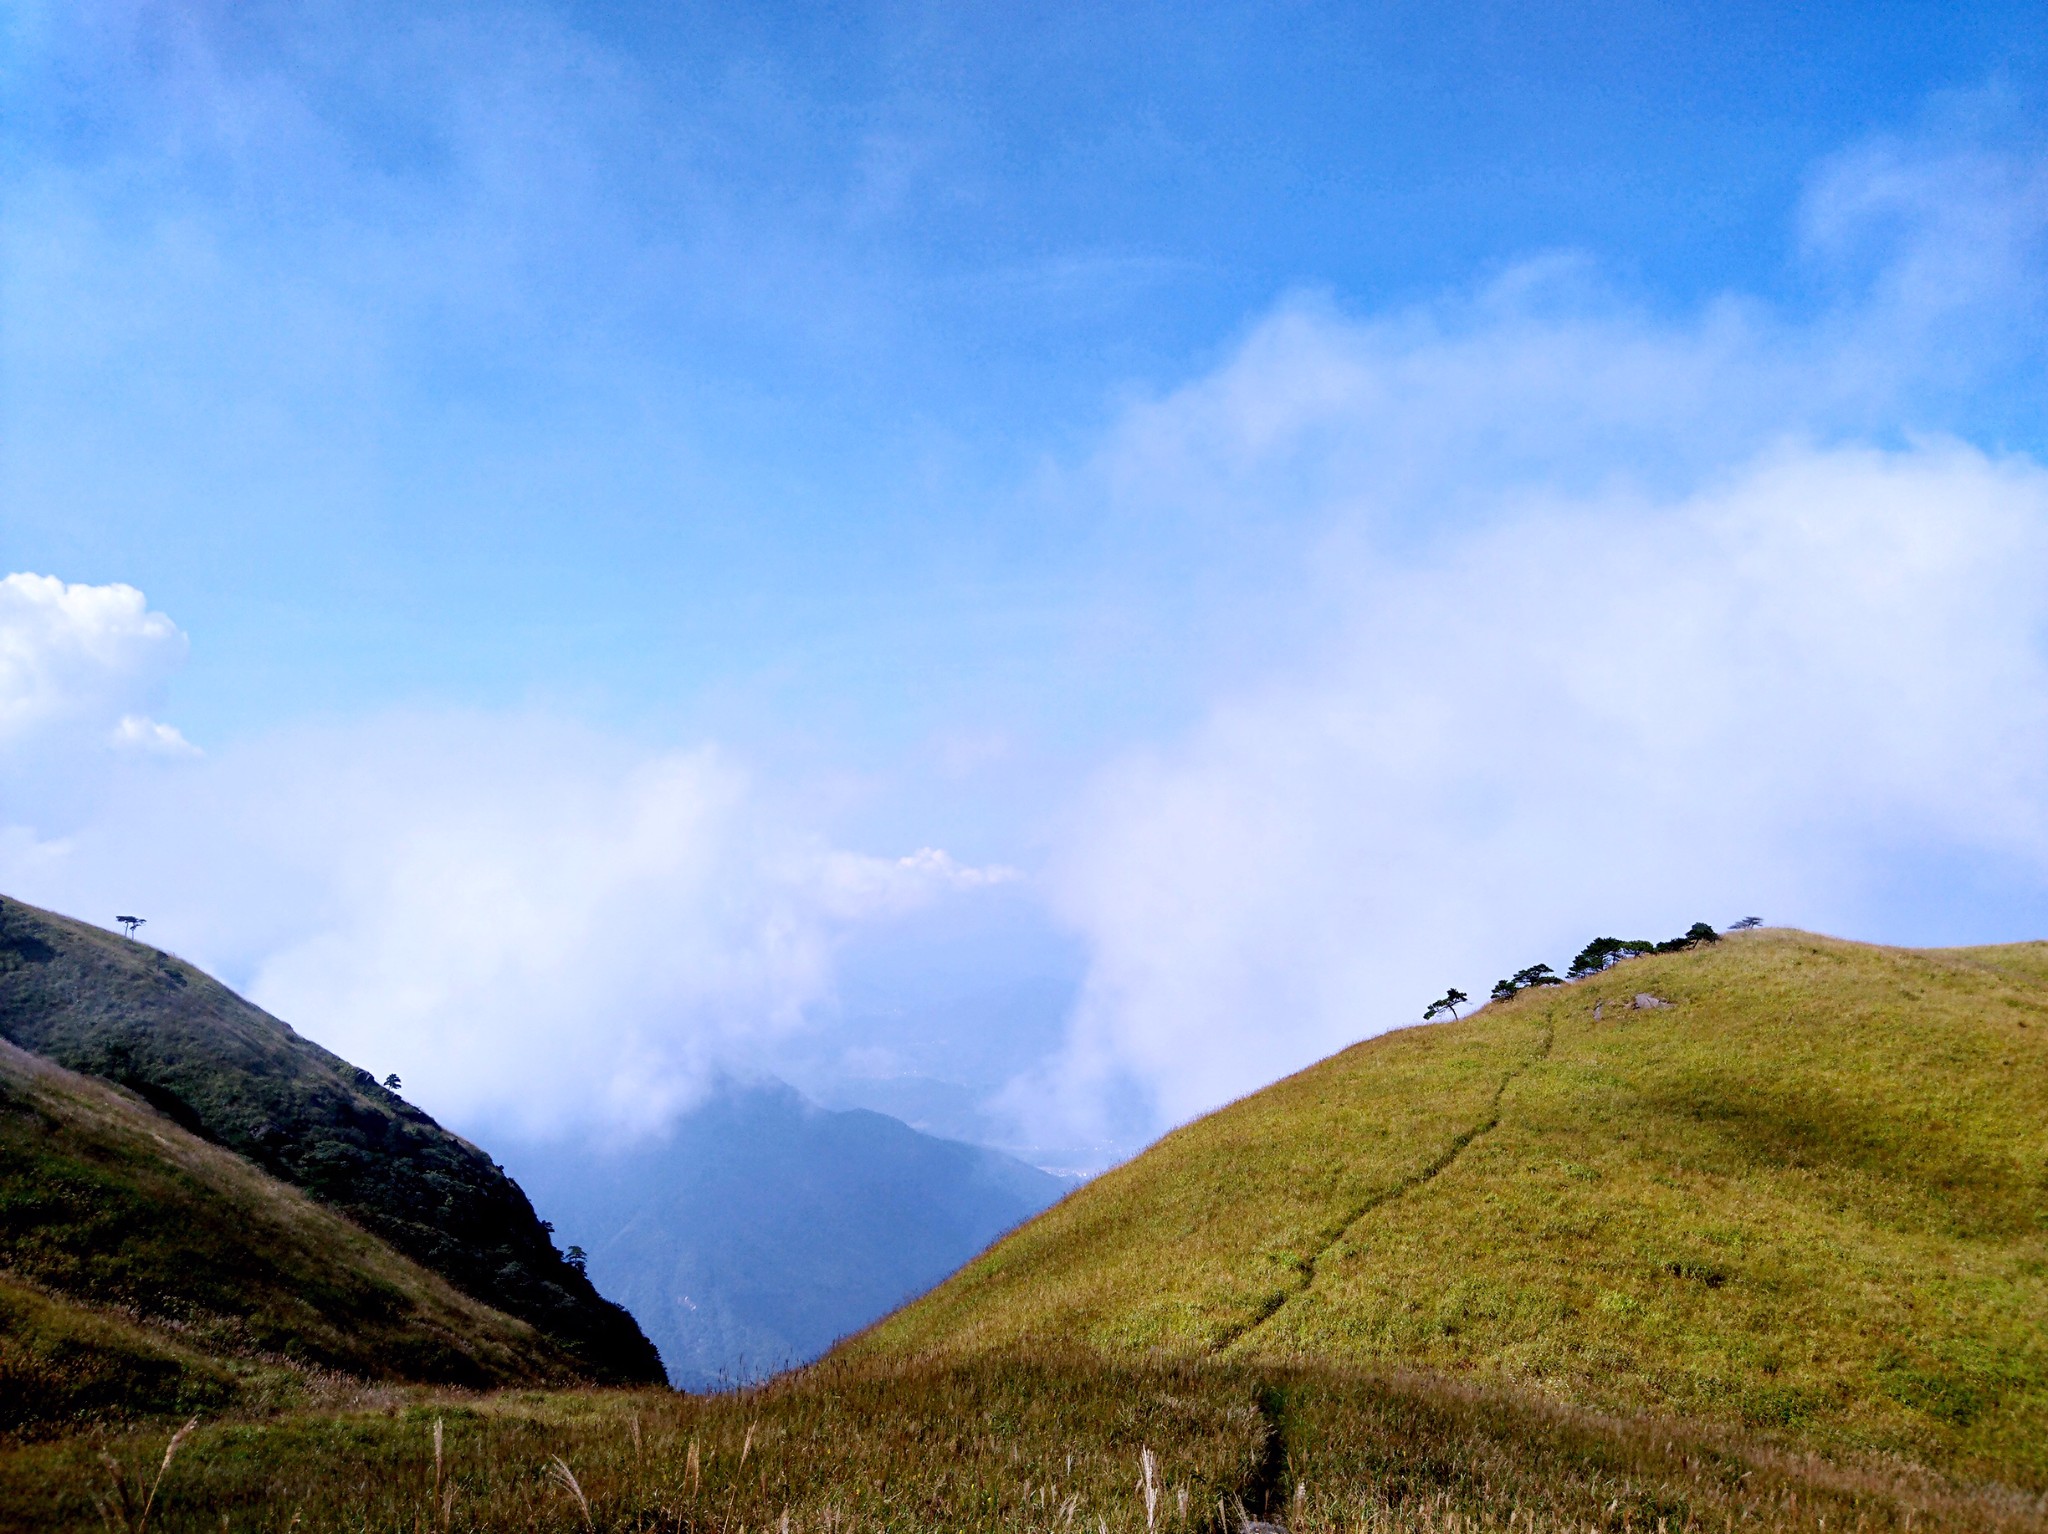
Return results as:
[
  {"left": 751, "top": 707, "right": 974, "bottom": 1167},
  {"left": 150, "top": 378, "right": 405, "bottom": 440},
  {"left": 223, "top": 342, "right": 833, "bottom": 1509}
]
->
[{"left": 503, "top": 1081, "right": 1071, "bottom": 1389}]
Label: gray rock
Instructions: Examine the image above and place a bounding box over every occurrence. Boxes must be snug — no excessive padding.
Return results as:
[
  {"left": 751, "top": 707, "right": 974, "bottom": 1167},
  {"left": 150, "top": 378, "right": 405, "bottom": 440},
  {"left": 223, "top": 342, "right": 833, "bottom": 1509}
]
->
[{"left": 1633, "top": 993, "right": 1673, "bottom": 1009}]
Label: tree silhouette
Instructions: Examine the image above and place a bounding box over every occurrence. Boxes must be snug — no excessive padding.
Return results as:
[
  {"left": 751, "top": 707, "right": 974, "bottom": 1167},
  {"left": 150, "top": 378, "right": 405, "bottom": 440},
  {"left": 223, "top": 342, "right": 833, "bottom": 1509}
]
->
[
  {"left": 1569, "top": 937, "right": 1622, "bottom": 978},
  {"left": 383, "top": 1074, "right": 402, "bottom": 1092},
  {"left": 1729, "top": 916, "right": 1763, "bottom": 931},
  {"left": 1423, "top": 987, "right": 1468, "bottom": 1021},
  {"left": 1655, "top": 921, "right": 1719, "bottom": 951},
  {"left": 1493, "top": 963, "right": 1565, "bottom": 1003},
  {"left": 116, "top": 915, "right": 145, "bottom": 939}
]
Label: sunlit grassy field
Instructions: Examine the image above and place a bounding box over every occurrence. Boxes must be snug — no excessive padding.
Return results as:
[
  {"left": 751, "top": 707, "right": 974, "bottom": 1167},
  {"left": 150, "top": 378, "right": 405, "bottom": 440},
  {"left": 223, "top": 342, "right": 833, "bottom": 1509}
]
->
[
  {"left": 853, "top": 932, "right": 2048, "bottom": 1485},
  {"left": 5, "top": 1355, "right": 2042, "bottom": 1532}
]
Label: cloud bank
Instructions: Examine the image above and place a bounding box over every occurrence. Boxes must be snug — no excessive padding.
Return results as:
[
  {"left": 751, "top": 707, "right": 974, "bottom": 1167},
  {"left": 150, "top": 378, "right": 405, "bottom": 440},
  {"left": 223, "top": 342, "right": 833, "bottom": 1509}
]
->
[
  {"left": 1014, "top": 125, "right": 2048, "bottom": 1149},
  {"left": 1034, "top": 439, "right": 2048, "bottom": 1136},
  {"left": 0, "top": 688, "right": 1016, "bottom": 1141}
]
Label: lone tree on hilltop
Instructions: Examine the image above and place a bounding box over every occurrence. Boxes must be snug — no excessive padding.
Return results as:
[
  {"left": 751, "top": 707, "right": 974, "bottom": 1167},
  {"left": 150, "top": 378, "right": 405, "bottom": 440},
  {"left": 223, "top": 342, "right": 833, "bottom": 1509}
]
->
[
  {"left": 383, "top": 1074, "right": 402, "bottom": 1093},
  {"left": 1729, "top": 915, "right": 1763, "bottom": 931},
  {"left": 116, "top": 915, "right": 145, "bottom": 939},
  {"left": 1423, "top": 987, "right": 1468, "bottom": 1021}
]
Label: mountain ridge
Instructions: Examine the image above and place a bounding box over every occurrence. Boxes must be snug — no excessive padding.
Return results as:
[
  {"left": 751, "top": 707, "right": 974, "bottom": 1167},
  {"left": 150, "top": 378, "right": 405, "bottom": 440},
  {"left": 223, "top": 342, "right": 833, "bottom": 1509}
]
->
[
  {"left": 505, "top": 1077, "right": 1072, "bottom": 1389},
  {"left": 0, "top": 895, "right": 662, "bottom": 1386}
]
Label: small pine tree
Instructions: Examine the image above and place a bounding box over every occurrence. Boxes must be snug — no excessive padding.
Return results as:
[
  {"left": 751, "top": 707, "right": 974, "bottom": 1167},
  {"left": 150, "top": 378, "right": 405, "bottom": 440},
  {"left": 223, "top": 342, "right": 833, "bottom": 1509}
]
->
[
  {"left": 1653, "top": 921, "right": 1720, "bottom": 953},
  {"left": 1423, "top": 987, "right": 1469, "bottom": 1021},
  {"left": 1569, "top": 937, "right": 1623, "bottom": 978}
]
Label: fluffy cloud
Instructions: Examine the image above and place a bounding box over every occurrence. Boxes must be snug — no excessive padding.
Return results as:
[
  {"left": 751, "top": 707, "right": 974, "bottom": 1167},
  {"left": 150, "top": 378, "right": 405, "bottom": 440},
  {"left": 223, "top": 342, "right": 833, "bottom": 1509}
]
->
[
  {"left": 0, "top": 706, "right": 1018, "bottom": 1141},
  {"left": 1013, "top": 129, "right": 2048, "bottom": 1150},
  {"left": 0, "top": 573, "right": 189, "bottom": 751},
  {"left": 1032, "top": 438, "right": 2048, "bottom": 1137}
]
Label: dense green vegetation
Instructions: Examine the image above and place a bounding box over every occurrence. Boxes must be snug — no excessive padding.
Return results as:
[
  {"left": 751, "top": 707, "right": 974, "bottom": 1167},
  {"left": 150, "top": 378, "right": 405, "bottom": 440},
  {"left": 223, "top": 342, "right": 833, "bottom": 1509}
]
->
[
  {"left": 0, "top": 1036, "right": 589, "bottom": 1433},
  {"left": 851, "top": 931, "right": 2048, "bottom": 1487},
  {"left": 0, "top": 897, "right": 660, "bottom": 1385}
]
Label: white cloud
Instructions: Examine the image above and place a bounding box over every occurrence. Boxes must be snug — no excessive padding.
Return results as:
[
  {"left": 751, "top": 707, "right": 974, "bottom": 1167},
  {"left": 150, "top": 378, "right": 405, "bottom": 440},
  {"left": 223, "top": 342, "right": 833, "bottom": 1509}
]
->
[
  {"left": 0, "top": 705, "right": 1017, "bottom": 1141},
  {"left": 812, "top": 847, "right": 1021, "bottom": 920},
  {"left": 1009, "top": 127, "right": 2048, "bottom": 1152},
  {"left": 0, "top": 573, "right": 187, "bottom": 748},
  {"left": 110, "top": 714, "right": 200, "bottom": 756},
  {"left": 1026, "top": 439, "right": 2048, "bottom": 1139}
]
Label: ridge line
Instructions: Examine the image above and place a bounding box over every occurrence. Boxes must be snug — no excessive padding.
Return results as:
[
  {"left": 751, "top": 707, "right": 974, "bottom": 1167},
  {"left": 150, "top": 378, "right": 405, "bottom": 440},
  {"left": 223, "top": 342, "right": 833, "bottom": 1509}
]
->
[{"left": 1212, "top": 1023, "right": 1556, "bottom": 1356}]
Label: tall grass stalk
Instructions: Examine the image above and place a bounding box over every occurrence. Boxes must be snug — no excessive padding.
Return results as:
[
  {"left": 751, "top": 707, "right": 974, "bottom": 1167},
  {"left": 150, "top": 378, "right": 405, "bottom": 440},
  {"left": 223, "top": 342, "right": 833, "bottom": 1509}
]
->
[
  {"left": 545, "top": 1454, "right": 593, "bottom": 1531},
  {"left": 91, "top": 1416, "right": 197, "bottom": 1534}
]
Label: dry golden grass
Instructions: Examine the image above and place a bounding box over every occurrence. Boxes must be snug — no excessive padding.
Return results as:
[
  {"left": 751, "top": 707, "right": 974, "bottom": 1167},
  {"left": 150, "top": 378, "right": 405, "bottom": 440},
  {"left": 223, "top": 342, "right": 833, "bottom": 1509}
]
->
[{"left": 2, "top": 1356, "right": 2041, "bottom": 1531}]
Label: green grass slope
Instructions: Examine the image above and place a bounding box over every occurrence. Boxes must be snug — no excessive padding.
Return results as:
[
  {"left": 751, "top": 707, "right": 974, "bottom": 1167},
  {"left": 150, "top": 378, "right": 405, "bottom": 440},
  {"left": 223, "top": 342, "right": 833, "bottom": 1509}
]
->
[
  {"left": 0, "top": 1036, "right": 588, "bottom": 1434},
  {"left": 0, "top": 895, "right": 662, "bottom": 1386},
  {"left": 848, "top": 931, "right": 2048, "bottom": 1484}
]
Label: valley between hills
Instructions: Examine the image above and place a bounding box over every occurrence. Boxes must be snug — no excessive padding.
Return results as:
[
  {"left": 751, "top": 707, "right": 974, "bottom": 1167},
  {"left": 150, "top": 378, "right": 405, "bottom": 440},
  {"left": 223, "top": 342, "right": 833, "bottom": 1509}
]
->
[{"left": 1, "top": 897, "right": 2043, "bottom": 1531}]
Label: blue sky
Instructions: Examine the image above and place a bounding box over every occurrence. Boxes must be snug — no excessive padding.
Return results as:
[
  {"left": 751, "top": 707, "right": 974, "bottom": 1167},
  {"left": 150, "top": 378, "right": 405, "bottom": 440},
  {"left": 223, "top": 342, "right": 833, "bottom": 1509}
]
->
[
  {"left": 5, "top": 1, "right": 2048, "bottom": 1165},
  {"left": 11, "top": 0, "right": 2043, "bottom": 748}
]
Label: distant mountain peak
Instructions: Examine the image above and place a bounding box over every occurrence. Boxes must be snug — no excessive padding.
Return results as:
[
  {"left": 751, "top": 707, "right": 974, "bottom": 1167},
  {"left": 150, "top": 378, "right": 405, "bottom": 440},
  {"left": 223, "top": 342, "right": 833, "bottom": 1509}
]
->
[{"left": 502, "top": 1075, "right": 1071, "bottom": 1390}]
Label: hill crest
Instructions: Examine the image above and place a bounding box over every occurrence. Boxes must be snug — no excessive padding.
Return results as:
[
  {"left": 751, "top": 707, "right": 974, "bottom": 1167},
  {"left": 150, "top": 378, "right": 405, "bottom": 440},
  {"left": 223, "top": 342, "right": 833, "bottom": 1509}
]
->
[{"left": 846, "top": 930, "right": 2048, "bottom": 1482}]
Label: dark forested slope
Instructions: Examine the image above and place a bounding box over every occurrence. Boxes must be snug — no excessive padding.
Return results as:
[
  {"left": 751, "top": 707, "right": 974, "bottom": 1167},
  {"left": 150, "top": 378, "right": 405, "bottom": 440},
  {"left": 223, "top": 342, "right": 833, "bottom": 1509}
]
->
[
  {"left": 0, "top": 1037, "right": 590, "bottom": 1432},
  {"left": 0, "top": 897, "right": 661, "bottom": 1386}
]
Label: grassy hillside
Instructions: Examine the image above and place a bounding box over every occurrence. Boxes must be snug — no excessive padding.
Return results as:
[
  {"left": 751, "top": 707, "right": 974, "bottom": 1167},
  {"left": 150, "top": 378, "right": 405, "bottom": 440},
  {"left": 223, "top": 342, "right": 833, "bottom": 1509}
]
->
[
  {"left": 848, "top": 931, "right": 2048, "bottom": 1485},
  {"left": 0, "top": 896, "right": 662, "bottom": 1385},
  {"left": 0, "top": 927, "right": 2041, "bottom": 1530},
  {"left": 0, "top": 1036, "right": 588, "bottom": 1434}
]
